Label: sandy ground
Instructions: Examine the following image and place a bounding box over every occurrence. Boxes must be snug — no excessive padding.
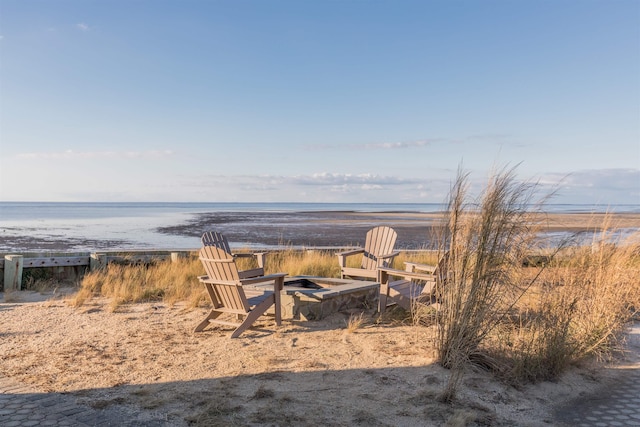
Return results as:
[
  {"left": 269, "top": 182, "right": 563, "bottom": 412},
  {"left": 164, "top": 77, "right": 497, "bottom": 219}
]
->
[{"left": 1, "top": 288, "right": 638, "bottom": 426}]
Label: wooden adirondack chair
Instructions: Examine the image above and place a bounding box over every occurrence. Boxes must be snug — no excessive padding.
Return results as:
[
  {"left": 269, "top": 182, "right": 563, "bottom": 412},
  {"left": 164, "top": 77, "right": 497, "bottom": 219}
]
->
[
  {"left": 336, "top": 226, "right": 399, "bottom": 280},
  {"left": 194, "top": 245, "right": 286, "bottom": 338},
  {"left": 377, "top": 252, "right": 449, "bottom": 313},
  {"left": 201, "top": 231, "right": 266, "bottom": 279}
]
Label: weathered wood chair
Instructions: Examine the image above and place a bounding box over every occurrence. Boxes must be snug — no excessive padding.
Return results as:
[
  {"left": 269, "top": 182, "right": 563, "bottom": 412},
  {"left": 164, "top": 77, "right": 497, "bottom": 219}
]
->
[
  {"left": 377, "top": 252, "right": 449, "bottom": 313},
  {"left": 336, "top": 226, "right": 399, "bottom": 280},
  {"left": 195, "top": 245, "right": 286, "bottom": 338},
  {"left": 201, "top": 231, "right": 267, "bottom": 279}
]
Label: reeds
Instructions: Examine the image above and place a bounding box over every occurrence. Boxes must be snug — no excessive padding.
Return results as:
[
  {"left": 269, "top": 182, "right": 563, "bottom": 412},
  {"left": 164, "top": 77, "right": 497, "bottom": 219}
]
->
[
  {"left": 434, "top": 166, "right": 548, "bottom": 401},
  {"left": 430, "top": 166, "right": 639, "bottom": 398}
]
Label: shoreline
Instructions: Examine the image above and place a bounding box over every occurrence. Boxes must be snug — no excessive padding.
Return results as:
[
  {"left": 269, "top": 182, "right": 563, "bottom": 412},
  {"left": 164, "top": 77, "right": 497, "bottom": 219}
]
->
[{"left": 1, "top": 211, "right": 639, "bottom": 253}]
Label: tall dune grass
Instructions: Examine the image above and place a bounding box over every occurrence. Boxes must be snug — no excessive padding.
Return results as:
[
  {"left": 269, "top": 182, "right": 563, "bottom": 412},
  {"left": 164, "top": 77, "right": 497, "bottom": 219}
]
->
[
  {"left": 434, "top": 166, "right": 550, "bottom": 401},
  {"left": 430, "top": 166, "right": 639, "bottom": 398}
]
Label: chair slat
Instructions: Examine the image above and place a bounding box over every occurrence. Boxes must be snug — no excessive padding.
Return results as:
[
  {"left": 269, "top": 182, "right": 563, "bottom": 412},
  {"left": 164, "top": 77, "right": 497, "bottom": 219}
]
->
[{"left": 201, "top": 231, "right": 233, "bottom": 253}]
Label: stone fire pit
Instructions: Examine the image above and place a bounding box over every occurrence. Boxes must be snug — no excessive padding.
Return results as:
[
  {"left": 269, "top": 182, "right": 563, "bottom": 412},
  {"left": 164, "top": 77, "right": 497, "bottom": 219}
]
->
[{"left": 278, "top": 276, "right": 379, "bottom": 321}]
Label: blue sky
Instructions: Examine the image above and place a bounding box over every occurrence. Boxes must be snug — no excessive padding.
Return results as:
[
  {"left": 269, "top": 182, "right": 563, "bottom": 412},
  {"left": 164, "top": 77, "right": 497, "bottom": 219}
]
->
[{"left": 1, "top": 0, "right": 638, "bottom": 204}]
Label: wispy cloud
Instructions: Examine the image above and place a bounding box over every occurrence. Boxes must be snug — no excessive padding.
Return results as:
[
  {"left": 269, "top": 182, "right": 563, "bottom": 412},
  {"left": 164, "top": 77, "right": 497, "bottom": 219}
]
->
[
  {"left": 306, "top": 134, "right": 519, "bottom": 151},
  {"left": 539, "top": 168, "right": 640, "bottom": 204},
  {"left": 76, "top": 23, "right": 90, "bottom": 31},
  {"left": 193, "top": 173, "right": 417, "bottom": 187},
  {"left": 16, "top": 149, "right": 174, "bottom": 160},
  {"left": 291, "top": 172, "right": 414, "bottom": 186},
  {"left": 356, "top": 140, "right": 434, "bottom": 150},
  {"left": 307, "top": 139, "right": 440, "bottom": 150},
  {"left": 185, "top": 172, "right": 431, "bottom": 200}
]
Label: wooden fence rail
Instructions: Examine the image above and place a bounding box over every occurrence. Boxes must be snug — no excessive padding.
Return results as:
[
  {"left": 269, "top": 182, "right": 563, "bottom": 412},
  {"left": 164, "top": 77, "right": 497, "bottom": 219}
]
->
[{"left": 1, "top": 250, "right": 197, "bottom": 292}]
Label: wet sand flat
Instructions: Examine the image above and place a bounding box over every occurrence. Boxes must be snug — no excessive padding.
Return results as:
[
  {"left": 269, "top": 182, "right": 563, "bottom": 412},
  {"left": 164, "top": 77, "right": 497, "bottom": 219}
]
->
[{"left": 1, "top": 210, "right": 639, "bottom": 252}]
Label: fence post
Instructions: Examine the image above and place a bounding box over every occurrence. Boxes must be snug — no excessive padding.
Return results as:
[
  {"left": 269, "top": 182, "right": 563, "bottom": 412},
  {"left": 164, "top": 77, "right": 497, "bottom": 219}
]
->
[
  {"left": 4, "top": 255, "right": 23, "bottom": 292},
  {"left": 171, "top": 252, "right": 186, "bottom": 263},
  {"left": 90, "top": 253, "right": 107, "bottom": 270}
]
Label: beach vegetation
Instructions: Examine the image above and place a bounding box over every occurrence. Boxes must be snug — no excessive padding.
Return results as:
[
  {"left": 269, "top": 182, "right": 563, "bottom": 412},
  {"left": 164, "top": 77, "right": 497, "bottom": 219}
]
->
[
  {"left": 431, "top": 165, "right": 551, "bottom": 401},
  {"left": 423, "top": 166, "right": 640, "bottom": 399},
  {"left": 71, "top": 256, "right": 203, "bottom": 311}
]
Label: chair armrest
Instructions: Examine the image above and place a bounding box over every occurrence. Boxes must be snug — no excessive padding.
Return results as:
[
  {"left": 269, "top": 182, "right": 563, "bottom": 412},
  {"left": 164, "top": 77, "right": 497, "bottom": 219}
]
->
[
  {"left": 404, "top": 261, "right": 436, "bottom": 274},
  {"left": 379, "top": 251, "right": 400, "bottom": 260},
  {"left": 377, "top": 267, "right": 437, "bottom": 283},
  {"left": 336, "top": 248, "right": 364, "bottom": 257},
  {"left": 233, "top": 253, "right": 253, "bottom": 258},
  {"left": 234, "top": 252, "right": 268, "bottom": 268},
  {"left": 241, "top": 273, "right": 287, "bottom": 293},
  {"left": 336, "top": 248, "right": 364, "bottom": 267},
  {"left": 240, "top": 273, "right": 287, "bottom": 286}
]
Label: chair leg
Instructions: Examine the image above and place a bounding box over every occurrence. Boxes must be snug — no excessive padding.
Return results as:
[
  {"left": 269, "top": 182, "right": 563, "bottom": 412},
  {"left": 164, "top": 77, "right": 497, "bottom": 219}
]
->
[
  {"left": 273, "top": 276, "right": 283, "bottom": 326},
  {"left": 230, "top": 297, "right": 275, "bottom": 338},
  {"left": 378, "top": 283, "right": 389, "bottom": 313},
  {"left": 194, "top": 310, "right": 222, "bottom": 332}
]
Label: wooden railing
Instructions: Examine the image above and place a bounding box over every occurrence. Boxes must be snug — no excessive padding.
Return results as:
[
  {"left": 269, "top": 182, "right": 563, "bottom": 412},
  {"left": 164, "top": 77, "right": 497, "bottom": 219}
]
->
[{"left": 1, "top": 250, "right": 197, "bottom": 292}]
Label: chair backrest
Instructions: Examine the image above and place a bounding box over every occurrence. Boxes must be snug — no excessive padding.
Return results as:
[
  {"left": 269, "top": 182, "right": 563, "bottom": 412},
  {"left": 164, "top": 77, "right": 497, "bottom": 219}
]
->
[
  {"left": 361, "top": 226, "right": 398, "bottom": 270},
  {"left": 434, "top": 251, "right": 450, "bottom": 285},
  {"left": 199, "top": 246, "right": 251, "bottom": 313},
  {"left": 422, "top": 251, "right": 450, "bottom": 297},
  {"left": 201, "top": 231, "right": 233, "bottom": 253},
  {"left": 199, "top": 246, "right": 240, "bottom": 282}
]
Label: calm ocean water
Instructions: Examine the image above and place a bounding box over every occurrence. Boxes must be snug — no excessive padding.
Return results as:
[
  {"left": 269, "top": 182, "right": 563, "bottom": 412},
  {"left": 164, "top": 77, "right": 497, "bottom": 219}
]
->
[{"left": 1, "top": 202, "right": 638, "bottom": 252}]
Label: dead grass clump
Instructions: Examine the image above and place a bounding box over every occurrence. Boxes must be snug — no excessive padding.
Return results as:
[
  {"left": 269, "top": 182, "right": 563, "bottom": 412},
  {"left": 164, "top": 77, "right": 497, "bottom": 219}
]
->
[
  {"left": 497, "top": 296, "right": 577, "bottom": 384},
  {"left": 346, "top": 312, "right": 366, "bottom": 333},
  {"left": 72, "top": 256, "right": 202, "bottom": 310},
  {"left": 2, "top": 289, "right": 20, "bottom": 303},
  {"left": 186, "top": 401, "right": 244, "bottom": 427}
]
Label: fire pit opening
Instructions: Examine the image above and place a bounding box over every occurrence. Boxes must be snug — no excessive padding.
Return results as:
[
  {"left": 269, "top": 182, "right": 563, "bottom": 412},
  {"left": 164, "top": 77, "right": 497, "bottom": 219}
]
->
[{"left": 283, "top": 278, "right": 323, "bottom": 290}]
